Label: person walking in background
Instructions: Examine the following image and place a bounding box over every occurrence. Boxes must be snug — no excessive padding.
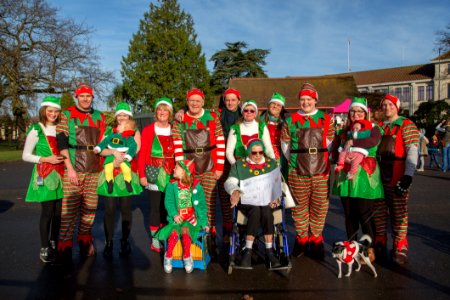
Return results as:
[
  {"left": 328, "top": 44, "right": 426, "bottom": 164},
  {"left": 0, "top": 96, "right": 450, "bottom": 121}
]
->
[
  {"left": 416, "top": 128, "right": 428, "bottom": 172},
  {"left": 436, "top": 119, "right": 450, "bottom": 172},
  {"left": 95, "top": 102, "right": 142, "bottom": 258},
  {"left": 332, "top": 97, "right": 384, "bottom": 263},
  {"left": 138, "top": 98, "right": 175, "bottom": 253},
  {"left": 281, "top": 83, "right": 335, "bottom": 259},
  {"left": 374, "top": 94, "right": 419, "bottom": 265},
  {"left": 23, "top": 96, "right": 64, "bottom": 263},
  {"left": 428, "top": 132, "right": 441, "bottom": 169},
  {"left": 56, "top": 83, "right": 107, "bottom": 263}
]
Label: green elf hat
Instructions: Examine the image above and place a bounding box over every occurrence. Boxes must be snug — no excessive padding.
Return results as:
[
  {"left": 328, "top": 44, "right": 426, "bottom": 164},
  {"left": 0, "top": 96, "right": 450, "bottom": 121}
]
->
[
  {"left": 349, "top": 97, "right": 368, "bottom": 113},
  {"left": 115, "top": 102, "right": 133, "bottom": 117},
  {"left": 246, "top": 138, "right": 265, "bottom": 157},
  {"left": 241, "top": 99, "right": 258, "bottom": 114},
  {"left": 40, "top": 96, "right": 61, "bottom": 110},
  {"left": 179, "top": 159, "right": 196, "bottom": 177},
  {"left": 154, "top": 97, "right": 173, "bottom": 111},
  {"left": 268, "top": 92, "right": 286, "bottom": 107}
]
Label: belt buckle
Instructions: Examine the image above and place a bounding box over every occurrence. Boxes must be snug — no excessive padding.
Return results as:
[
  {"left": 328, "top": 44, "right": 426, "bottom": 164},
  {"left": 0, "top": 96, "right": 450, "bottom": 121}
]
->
[
  {"left": 195, "top": 147, "right": 204, "bottom": 154},
  {"left": 112, "top": 138, "right": 120, "bottom": 145},
  {"left": 309, "top": 147, "right": 318, "bottom": 155},
  {"left": 180, "top": 208, "right": 188, "bottom": 215},
  {"left": 87, "top": 145, "right": 95, "bottom": 151}
]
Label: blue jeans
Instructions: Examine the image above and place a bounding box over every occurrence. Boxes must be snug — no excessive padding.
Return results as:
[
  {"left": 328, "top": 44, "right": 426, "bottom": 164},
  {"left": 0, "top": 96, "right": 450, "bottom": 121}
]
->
[{"left": 442, "top": 143, "right": 450, "bottom": 172}]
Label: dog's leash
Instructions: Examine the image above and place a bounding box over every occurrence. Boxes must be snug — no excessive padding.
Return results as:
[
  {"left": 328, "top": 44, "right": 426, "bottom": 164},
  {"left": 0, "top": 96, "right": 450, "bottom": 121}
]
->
[{"left": 346, "top": 210, "right": 375, "bottom": 242}]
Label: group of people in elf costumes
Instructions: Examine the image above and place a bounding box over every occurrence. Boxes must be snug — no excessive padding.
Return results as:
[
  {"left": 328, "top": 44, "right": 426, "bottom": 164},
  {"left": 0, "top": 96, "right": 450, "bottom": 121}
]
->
[{"left": 22, "top": 81, "right": 419, "bottom": 273}]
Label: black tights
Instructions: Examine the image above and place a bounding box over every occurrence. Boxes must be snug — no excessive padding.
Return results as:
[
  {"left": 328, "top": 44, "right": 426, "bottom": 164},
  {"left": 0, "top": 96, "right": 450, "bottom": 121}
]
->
[
  {"left": 103, "top": 196, "right": 132, "bottom": 241},
  {"left": 149, "top": 190, "right": 167, "bottom": 228},
  {"left": 340, "top": 197, "right": 375, "bottom": 243},
  {"left": 40, "top": 200, "right": 62, "bottom": 247}
]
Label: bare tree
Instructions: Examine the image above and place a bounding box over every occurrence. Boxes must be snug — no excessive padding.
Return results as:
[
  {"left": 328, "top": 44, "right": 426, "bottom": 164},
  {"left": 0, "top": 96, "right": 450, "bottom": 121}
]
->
[
  {"left": 435, "top": 22, "right": 450, "bottom": 52},
  {"left": 0, "top": 0, "right": 114, "bottom": 146}
]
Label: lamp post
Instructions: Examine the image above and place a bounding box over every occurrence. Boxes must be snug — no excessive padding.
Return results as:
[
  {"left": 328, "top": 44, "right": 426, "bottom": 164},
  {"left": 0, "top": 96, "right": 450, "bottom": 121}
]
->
[{"left": 438, "top": 47, "right": 441, "bottom": 101}]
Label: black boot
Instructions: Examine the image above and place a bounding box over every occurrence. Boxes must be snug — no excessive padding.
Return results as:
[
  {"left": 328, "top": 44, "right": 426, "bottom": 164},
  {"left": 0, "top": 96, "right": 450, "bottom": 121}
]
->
[
  {"left": 125, "top": 181, "right": 133, "bottom": 192},
  {"left": 119, "top": 239, "right": 131, "bottom": 257},
  {"left": 107, "top": 180, "right": 114, "bottom": 194},
  {"left": 237, "top": 248, "right": 252, "bottom": 268},
  {"left": 310, "top": 242, "right": 324, "bottom": 260},
  {"left": 292, "top": 239, "right": 307, "bottom": 258},
  {"left": 265, "top": 248, "right": 281, "bottom": 269},
  {"left": 103, "top": 240, "right": 113, "bottom": 259}
]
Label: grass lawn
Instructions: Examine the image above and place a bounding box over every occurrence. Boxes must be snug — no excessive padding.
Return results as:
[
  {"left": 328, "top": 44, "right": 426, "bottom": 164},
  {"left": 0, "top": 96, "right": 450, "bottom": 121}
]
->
[{"left": 0, "top": 144, "right": 22, "bottom": 162}]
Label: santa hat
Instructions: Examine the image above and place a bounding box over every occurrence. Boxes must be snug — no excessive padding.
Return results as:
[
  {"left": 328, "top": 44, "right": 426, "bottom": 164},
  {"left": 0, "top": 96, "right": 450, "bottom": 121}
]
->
[
  {"left": 268, "top": 92, "right": 286, "bottom": 107},
  {"left": 179, "top": 159, "right": 196, "bottom": 177},
  {"left": 75, "top": 83, "right": 94, "bottom": 98},
  {"left": 381, "top": 94, "right": 400, "bottom": 110},
  {"left": 223, "top": 88, "right": 241, "bottom": 100},
  {"left": 353, "top": 119, "right": 373, "bottom": 130},
  {"left": 245, "top": 138, "right": 265, "bottom": 156},
  {"left": 186, "top": 88, "right": 205, "bottom": 100},
  {"left": 349, "top": 97, "right": 369, "bottom": 113},
  {"left": 40, "top": 96, "right": 61, "bottom": 110},
  {"left": 115, "top": 102, "right": 133, "bottom": 117},
  {"left": 154, "top": 97, "right": 173, "bottom": 111},
  {"left": 241, "top": 100, "right": 258, "bottom": 114},
  {"left": 298, "top": 82, "right": 318, "bottom": 100}
]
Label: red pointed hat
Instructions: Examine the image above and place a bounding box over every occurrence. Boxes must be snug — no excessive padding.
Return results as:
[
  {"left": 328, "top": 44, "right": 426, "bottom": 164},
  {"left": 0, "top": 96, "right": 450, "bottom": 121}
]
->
[
  {"left": 186, "top": 88, "right": 205, "bottom": 100},
  {"left": 381, "top": 94, "right": 400, "bottom": 110},
  {"left": 298, "top": 82, "right": 318, "bottom": 100},
  {"left": 75, "top": 83, "right": 94, "bottom": 97},
  {"left": 223, "top": 88, "right": 241, "bottom": 100}
]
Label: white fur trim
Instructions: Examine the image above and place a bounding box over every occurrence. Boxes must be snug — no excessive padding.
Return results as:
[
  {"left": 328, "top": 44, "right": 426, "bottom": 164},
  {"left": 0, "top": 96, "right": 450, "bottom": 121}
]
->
[
  {"left": 107, "top": 145, "right": 129, "bottom": 152},
  {"left": 349, "top": 102, "right": 368, "bottom": 113},
  {"left": 350, "top": 147, "right": 368, "bottom": 156},
  {"left": 268, "top": 99, "right": 285, "bottom": 107},
  {"left": 115, "top": 109, "right": 133, "bottom": 117},
  {"left": 124, "top": 154, "right": 132, "bottom": 162},
  {"left": 155, "top": 100, "right": 173, "bottom": 110},
  {"left": 40, "top": 101, "right": 61, "bottom": 110}
]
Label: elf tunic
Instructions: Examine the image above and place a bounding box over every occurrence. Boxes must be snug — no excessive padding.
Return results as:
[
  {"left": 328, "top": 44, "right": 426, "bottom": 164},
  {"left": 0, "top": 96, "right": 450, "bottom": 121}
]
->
[
  {"left": 56, "top": 106, "right": 106, "bottom": 248},
  {"left": 373, "top": 116, "right": 419, "bottom": 249},
  {"left": 96, "top": 126, "right": 143, "bottom": 197},
  {"left": 173, "top": 109, "right": 225, "bottom": 227},
  {"left": 281, "top": 109, "right": 335, "bottom": 240},
  {"left": 155, "top": 181, "right": 208, "bottom": 240},
  {"left": 226, "top": 120, "right": 275, "bottom": 165},
  {"left": 24, "top": 123, "right": 64, "bottom": 202},
  {"left": 332, "top": 124, "right": 384, "bottom": 199},
  {"left": 138, "top": 123, "right": 174, "bottom": 192}
]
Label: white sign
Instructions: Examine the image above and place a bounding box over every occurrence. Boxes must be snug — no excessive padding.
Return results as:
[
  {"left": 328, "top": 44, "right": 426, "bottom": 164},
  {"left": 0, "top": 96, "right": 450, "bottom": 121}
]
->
[{"left": 240, "top": 167, "right": 282, "bottom": 206}]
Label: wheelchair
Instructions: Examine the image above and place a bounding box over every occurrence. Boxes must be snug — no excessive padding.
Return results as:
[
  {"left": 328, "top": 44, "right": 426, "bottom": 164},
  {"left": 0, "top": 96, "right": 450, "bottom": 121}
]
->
[
  {"left": 227, "top": 197, "right": 292, "bottom": 275},
  {"left": 165, "top": 230, "right": 211, "bottom": 271}
]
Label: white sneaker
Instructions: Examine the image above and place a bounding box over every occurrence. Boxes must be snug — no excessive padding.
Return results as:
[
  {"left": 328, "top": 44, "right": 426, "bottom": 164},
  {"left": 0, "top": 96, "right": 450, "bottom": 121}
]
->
[
  {"left": 183, "top": 256, "right": 194, "bottom": 273},
  {"left": 163, "top": 256, "right": 172, "bottom": 273}
]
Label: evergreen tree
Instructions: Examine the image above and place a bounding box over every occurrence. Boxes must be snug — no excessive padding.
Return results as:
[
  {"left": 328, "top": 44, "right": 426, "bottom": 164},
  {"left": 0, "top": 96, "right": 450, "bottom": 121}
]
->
[
  {"left": 210, "top": 41, "right": 270, "bottom": 94},
  {"left": 121, "top": 0, "right": 210, "bottom": 110},
  {"left": 60, "top": 92, "right": 75, "bottom": 110}
]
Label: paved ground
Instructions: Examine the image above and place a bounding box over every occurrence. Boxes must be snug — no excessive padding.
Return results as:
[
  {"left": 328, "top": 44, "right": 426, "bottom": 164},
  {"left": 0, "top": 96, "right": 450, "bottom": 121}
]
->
[{"left": 0, "top": 161, "right": 449, "bottom": 300}]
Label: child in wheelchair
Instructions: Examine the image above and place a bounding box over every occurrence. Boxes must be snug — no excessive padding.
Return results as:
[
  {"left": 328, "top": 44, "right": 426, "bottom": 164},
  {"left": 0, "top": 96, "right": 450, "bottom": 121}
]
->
[
  {"left": 155, "top": 160, "right": 209, "bottom": 273},
  {"left": 225, "top": 138, "right": 283, "bottom": 269}
]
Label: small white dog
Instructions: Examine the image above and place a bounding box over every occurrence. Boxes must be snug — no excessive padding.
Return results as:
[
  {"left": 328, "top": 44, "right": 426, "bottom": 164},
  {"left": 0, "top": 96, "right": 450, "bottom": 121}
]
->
[{"left": 332, "top": 235, "right": 377, "bottom": 278}]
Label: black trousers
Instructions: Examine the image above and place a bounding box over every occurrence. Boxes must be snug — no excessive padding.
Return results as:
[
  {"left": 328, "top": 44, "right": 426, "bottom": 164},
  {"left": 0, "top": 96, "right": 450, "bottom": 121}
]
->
[
  {"left": 239, "top": 204, "right": 274, "bottom": 237},
  {"left": 149, "top": 190, "right": 167, "bottom": 228},
  {"left": 340, "top": 197, "right": 375, "bottom": 243},
  {"left": 40, "top": 200, "right": 62, "bottom": 247},
  {"left": 103, "top": 196, "right": 132, "bottom": 241}
]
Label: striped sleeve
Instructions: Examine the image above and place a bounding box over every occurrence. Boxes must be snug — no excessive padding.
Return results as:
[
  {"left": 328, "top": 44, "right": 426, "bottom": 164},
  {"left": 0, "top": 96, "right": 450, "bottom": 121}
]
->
[
  {"left": 281, "top": 119, "right": 291, "bottom": 143},
  {"left": 214, "top": 114, "right": 225, "bottom": 171},
  {"left": 172, "top": 121, "right": 185, "bottom": 162},
  {"left": 402, "top": 121, "right": 419, "bottom": 147},
  {"left": 56, "top": 112, "right": 69, "bottom": 136}
]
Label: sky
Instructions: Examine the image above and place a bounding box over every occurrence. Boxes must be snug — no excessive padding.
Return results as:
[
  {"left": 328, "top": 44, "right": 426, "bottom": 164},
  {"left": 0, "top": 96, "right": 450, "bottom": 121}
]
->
[{"left": 46, "top": 0, "right": 449, "bottom": 82}]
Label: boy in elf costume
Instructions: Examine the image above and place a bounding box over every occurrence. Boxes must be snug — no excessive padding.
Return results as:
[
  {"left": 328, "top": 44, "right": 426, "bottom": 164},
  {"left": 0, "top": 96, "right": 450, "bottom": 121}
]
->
[
  {"left": 281, "top": 83, "right": 335, "bottom": 258},
  {"left": 56, "top": 83, "right": 106, "bottom": 261},
  {"left": 94, "top": 103, "right": 137, "bottom": 194}
]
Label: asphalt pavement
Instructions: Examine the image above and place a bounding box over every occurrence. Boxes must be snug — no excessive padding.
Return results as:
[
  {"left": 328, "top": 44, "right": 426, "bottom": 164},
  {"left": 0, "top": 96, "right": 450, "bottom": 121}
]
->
[{"left": 0, "top": 161, "right": 449, "bottom": 300}]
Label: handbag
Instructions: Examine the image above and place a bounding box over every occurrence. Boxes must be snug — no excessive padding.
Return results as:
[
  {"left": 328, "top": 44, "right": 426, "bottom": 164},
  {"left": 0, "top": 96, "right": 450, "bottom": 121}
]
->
[{"left": 145, "top": 165, "right": 160, "bottom": 184}]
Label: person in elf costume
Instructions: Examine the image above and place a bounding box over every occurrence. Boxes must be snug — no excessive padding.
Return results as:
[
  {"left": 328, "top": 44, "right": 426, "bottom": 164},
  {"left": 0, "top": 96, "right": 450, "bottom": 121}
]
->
[
  {"left": 23, "top": 96, "right": 65, "bottom": 263},
  {"left": 156, "top": 159, "right": 209, "bottom": 273},
  {"left": 138, "top": 97, "right": 175, "bottom": 253},
  {"left": 332, "top": 97, "right": 384, "bottom": 263},
  {"left": 281, "top": 82, "right": 335, "bottom": 258},
  {"left": 335, "top": 119, "right": 373, "bottom": 180},
  {"left": 172, "top": 88, "right": 225, "bottom": 247},
  {"left": 226, "top": 99, "right": 275, "bottom": 165},
  {"left": 56, "top": 83, "right": 107, "bottom": 261},
  {"left": 95, "top": 103, "right": 138, "bottom": 194},
  {"left": 95, "top": 102, "right": 142, "bottom": 258},
  {"left": 225, "top": 138, "right": 282, "bottom": 269},
  {"left": 374, "top": 94, "right": 419, "bottom": 264}
]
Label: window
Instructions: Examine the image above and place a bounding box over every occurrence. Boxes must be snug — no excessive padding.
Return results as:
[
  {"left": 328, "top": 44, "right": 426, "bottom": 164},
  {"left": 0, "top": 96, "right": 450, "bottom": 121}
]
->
[
  {"left": 418, "top": 86, "right": 424, "bottom": 101},
  {"left": 402, "top": 87, "right": 410, "bottom": 103},
  {"left": 394, "top": 87, "right": 402, "bottom": 99},
  {"left": 426, "top": 85, "right": 433, "bottom": 100}
]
